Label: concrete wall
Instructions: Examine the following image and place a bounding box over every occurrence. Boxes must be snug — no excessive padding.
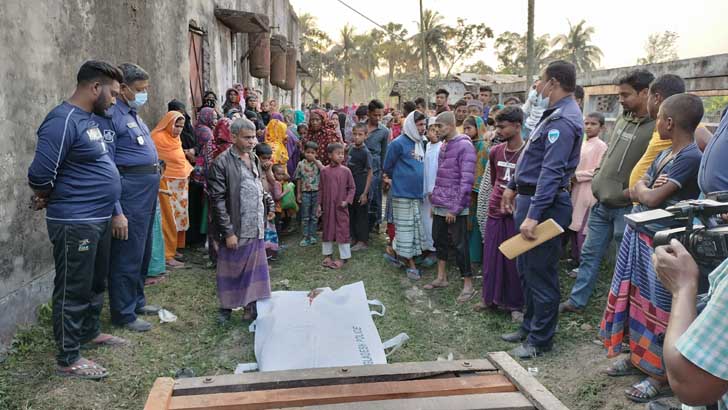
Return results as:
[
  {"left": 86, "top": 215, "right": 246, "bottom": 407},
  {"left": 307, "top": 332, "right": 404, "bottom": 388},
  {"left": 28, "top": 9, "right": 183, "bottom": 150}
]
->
[{"left": 0, "top": 0, "right": 300, "bottom": 348}]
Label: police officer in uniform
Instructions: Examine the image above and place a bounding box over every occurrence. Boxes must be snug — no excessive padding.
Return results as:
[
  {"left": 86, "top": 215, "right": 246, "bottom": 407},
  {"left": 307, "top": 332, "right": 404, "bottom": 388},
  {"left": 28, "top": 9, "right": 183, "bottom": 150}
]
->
[
  {"left": 500, "top": 60, "right": 584, "bottom": 358},
  {"left": 28, "top": 60, "right": 128, "bottom": 379},
  {"left": 107, "top": 63, "right": 161, "bottom": 332}
]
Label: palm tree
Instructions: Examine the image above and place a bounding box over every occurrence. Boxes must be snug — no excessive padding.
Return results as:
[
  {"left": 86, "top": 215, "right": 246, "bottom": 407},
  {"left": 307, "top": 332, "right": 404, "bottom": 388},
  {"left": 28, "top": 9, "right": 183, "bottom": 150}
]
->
[
  {"left": 352, "top": 31, "right": 382, "bottom": 98},
  {"left": 550, "top": 19, "right": 603, "bottom": 72},
  {"left": 337, "top": 24, "right": 357, "bottom": 105},
  {"left": 412, "top": 9, "right": 451, "bottom": 78},
  {"left": 378, "top": 22, "right": 409, "bottom": 87}
]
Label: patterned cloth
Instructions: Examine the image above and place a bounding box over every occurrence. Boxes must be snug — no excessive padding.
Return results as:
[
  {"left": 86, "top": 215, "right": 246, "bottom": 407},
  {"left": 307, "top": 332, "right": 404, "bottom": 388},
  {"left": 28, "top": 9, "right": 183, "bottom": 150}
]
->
[
  {"left": 391, "top": 197, "right": 423, "bottom": 259},
  {"left": 192, "top": 107, "right": 216, "bottom": 185},
  {"left": 294, "top": 159, "right": 320, "bottom": 192},
  {"left": 166, "top": 177, "right": 190, "bottom": 231},
  {"left": 216, "top": 238, "right": 271, "bottom": 309},
  {"left": 264, "top": 221, "right": 279, "bottom": 252},
  {"left": 676, "top": 258, "right": 728, "bottom": 410},
  {"left": 600, "top": 225, "right": 672, "bottom": 380}
]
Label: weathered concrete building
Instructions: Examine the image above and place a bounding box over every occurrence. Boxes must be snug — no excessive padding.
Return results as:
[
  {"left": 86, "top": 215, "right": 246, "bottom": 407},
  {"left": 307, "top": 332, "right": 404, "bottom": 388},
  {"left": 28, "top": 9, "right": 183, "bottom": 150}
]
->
[{"left": 0, "top": 0, "right": 302, "bottom": 348}]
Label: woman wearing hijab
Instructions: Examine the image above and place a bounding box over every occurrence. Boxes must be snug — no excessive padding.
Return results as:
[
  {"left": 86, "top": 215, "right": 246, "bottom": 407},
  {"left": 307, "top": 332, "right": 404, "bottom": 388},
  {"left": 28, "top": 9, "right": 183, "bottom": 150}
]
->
[
  {"left": 329, "top": 112, "right": 343, "bottom": 140},
  {"left": 264, "top": 113, "right": 289, "bottom": 166},
  {"left": 192, "top": 107, "right": 217, "bottom": 186},
  {"left": 280, "top": 106, "right": 301, "bottom": 178},
  {"left": 382, "top": 111, "right": 427, "bottom": 280},
  {"left": 221, "top": 88, "right": 243, "bottom": 115},
  {"left": 167, "top": 99, "right": 196, "bottom": 159},
  {"left": 462, "top": 115, "right": 490, "bottom": 271},
  {"left": 302, "top": 109, "right": 342, "bottom": 166},
  {"left": 152, "top": 111, "right": 194, "bottom": 269}
]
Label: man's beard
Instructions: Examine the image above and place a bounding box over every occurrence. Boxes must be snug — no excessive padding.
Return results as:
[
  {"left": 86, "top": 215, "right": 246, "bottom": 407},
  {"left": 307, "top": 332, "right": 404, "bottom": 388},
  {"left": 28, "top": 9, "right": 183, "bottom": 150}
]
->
[{"left": 92, "top": 95, "right": 110, "bottom": 116}]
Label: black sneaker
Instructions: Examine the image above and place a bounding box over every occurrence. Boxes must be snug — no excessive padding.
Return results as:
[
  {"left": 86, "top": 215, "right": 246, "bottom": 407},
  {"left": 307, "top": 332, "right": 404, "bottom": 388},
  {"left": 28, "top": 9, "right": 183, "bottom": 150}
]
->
[
  {"left": 135, "top": 304, "right": 161, "bottom": 316},
  {"left": 124, "top": 318, "right": 152, "bottom": 332},
  {"left": 217, "top": 308, "right": 232, "bottom": 325},
  {"left": 510, "top": 342, "right": 552, "bottom": 359},
  {"left": 500, "top": 328, "right": 528, "bottom": 343}
]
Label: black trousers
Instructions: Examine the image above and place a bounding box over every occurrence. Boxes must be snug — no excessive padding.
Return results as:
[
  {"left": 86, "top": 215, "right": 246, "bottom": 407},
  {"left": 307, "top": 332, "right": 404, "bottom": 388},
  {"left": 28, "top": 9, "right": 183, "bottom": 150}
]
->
[
  {"left": 349, "top": 197, "right": 369, "bottom": 243},
  {"left": 186, "top": 181, "right": 206, "bottom": 246},
  {"left": 432, "top": 214, "right": 472, "bottom": 277},
  {"left": 47, "top": 220, "right": 111, "bottom": 366}
]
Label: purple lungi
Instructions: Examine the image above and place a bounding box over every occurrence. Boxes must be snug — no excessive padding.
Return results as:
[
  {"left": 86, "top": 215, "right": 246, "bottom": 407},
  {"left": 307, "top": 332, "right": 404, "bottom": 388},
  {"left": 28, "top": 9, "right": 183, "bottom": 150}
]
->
[
  {"left": 482, "top": 217, "right": 524, "bottom": 311},
  {"left": 216, "top": 238, "right": 271, "bottom": 309}
]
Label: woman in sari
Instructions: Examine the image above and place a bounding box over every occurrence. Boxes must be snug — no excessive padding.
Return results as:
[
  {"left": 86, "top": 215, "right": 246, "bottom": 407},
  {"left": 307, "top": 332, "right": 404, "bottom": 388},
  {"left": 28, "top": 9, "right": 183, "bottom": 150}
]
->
[
  {"left": 302, "top": 109, "right": 342, "bottom": 166},
  {"left": 152, "top": 111, "right": 194, "bottom": 269},
  {"left": 264, "top": 113, "right": 289, "bottom": 166},
  {"left": 280, "top": 106, "right": 301, "bottom": 179}
]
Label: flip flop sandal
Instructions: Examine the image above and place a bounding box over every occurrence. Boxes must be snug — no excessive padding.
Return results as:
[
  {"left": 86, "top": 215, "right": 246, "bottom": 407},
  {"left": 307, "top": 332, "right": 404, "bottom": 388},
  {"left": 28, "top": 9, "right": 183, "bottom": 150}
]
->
[
  {"left": 383, "top": 253, "right": 405, "bottom": 268},
  {"left": 423, "top": 280, "right": 449, "bottom": 290},
  {"left": 57, "top": 358, "right": 108, "bottom": 380},
  {"left": 327, "top": 260, "right": 345, "bottom": 270},
  {"left": 321, "top": 258, "right": 335, "bottom": 268},
  {"left": 473, "top": 303, "right": 493, "bottom": 312},
  {"left": 457, "top": 289, "right": 477, "bottom": 304},
  {"left": 84, "top": 334, "right": 129, "bottom": 349},
  {"left": 605, "top": 357, "right": 642, "bottom": 377},
  {"left": 624, "top": 379, "right": 672, "bottom": 403}
]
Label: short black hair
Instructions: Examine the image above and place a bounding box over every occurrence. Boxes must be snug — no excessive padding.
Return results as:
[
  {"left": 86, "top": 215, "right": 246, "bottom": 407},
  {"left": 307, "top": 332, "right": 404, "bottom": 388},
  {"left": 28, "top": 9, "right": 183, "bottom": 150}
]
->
[
  {"left": 414, "top": 97, "right": 426, "bottom": 108},
  {"left": 272, "top": 163, "right": 285, "bottom": 173},
  {"left": 118, "top": 63, "right": 149, "bottom": 85},
  {"left": 479, "top": 86, "right": 493, "bottom": 93},
  {"left": 297, "top": 123, "right": 308, "bottom": 131},
  {"left": 454, "top": 99, "right": 467, "bottom": 108},
  {"left": 464, "top": 91, "right": 476, "bottom": 98},
  {"left": 368, "top": 99, "right": 384, "bottom": 112},
  {"left": 661, "top": 93, "right": 704, "bottom": 134},
  {"left": 255, "top": 143, "right": 273, "bottom": 157},
  {"left": 545, "top": 60, "right": 577, "bottom": 93},
  {"left": 327, "top": 142, "right": 344, "bottom": 153},
  {"left": 325, "top": 102, "right": 333, "bottom": 110},
  {"left": 303, "top": 141, "right": 318, "bottom": 151},
  {"left": 413, "top": 111, "right": 426, "bottom": 123},
  {"left": 585, "top": 112, "right": 606, "bottom": 126},
  {"left": 617, "top": 69, "right": 655, "bottom": 92},
  {"left": 355, "top": 105, "right": 368, "bottom": 117},
  {"left": 649, "top": 74, "right": 686, "bottom": 99},
  {"left": 574, "top": 85, "right": 585, "bottom": 100},
  {"left": 435, "top": 88, "right": 449, "bottom": 97},
  {"left": 352, "top": 123, "right": 367, "bottom": 133},
  {"left": 76, "top": 60, "right": 123, "bottom": 85},
  {"left": 402, "top": 101, "right": 416, "bottom": 116},
  {"left": 495, "top": 106, "right": 524, "bottom": 124},
  {"left": 504, "top": 96, "right": 521, "bottom": 105},
  {"left": 313, "top": 98, "right": 320, "bottom": 104}
]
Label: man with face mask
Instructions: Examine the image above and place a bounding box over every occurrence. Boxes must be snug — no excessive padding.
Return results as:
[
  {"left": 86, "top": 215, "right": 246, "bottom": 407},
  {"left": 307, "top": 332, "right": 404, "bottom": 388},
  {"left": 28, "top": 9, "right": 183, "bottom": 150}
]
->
[
  {"left": 106, "top": 63, "right": 161, "bottom": 332},
  {"left": 521, "top": 80, "right": 547, "bottom": 139},
  {"left": 559, "top": 69, "right": 656, "bottom": 315},
  {"left": 500, "top": 60, "right": 584, "bottom": 358},
  {"left": 28, "top": 60, "right": 127, "bottom": 379}
]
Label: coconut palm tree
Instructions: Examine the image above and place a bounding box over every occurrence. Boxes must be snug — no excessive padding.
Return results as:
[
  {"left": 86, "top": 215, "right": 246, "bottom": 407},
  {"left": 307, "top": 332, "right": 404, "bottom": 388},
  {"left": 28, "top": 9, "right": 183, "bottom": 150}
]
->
[
  {"left": 550, "top": 19, "right": 603, "bottom": 72},
  {"left": 412, "top": 9, "right": 451, "bottom": 78},
  {"left": 378, "top": 22, "right": 409, "bottom": 87},
  {"left": 336, "top": 24, "right": 357, "bottom": 105},
  {"left": 351, "top": 31, "right": 382, "bottom": 99}
]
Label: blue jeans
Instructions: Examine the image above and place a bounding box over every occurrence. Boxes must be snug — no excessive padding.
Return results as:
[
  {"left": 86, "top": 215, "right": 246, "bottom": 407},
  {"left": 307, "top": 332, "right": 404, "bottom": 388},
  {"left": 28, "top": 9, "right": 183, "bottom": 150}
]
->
[
  {"left": 568, "top": 202, "right": 630, "bottom": 309},
  {"left": 300, "top": 191, "right": 318, "bottom": 238}
]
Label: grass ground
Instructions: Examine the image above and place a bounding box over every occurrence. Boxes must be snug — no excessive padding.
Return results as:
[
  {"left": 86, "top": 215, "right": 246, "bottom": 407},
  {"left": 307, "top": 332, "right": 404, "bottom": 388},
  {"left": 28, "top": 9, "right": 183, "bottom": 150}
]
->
[{"left": 0, "top": 231, "right": 652, "bottom": 410}]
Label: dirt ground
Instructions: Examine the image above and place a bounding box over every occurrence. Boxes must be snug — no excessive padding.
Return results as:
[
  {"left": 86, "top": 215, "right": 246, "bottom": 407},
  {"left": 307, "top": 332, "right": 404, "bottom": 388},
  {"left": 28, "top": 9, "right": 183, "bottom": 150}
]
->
[{"left": 0, "top": 231, "right": 671, "bottom": 410}]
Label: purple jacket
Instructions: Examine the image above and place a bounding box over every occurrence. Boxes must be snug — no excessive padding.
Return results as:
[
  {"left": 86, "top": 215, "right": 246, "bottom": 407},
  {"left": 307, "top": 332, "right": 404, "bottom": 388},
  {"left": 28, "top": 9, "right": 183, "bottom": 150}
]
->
[{"left": 431, "top": 134, "right": 476, "bottom": 215}]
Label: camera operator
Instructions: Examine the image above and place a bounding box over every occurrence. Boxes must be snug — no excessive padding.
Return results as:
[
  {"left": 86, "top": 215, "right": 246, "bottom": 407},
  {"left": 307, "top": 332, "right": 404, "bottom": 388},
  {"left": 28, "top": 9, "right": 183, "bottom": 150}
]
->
[{"left": 654, "top": 239, "right": 728, "bottom": 409}]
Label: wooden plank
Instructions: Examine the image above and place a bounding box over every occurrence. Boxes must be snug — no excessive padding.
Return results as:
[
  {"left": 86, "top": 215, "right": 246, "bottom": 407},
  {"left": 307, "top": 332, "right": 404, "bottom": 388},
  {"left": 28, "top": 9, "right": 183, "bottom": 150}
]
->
[
  {"left": 144, "top": 377, "right": 176, "bottom": 410},
  {"left": 173, "top": 360, "right": 497, "bottom": 396},
  {"left": 487, "top": 352, "right": 570, "bottom": 410},
  {"left": 168, "top": 374, "right": 516, "bottom": 410},
  {"left": 285, "top": 392, "right": 535, "bottom": 410}
]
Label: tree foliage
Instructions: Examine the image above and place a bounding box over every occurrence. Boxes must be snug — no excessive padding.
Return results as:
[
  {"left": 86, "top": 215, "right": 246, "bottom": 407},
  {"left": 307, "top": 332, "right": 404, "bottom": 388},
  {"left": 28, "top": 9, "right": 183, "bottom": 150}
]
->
[
  {"left": 637, "top": 31, "right": 679, "bottom": 65},
  {"left": 549, "top": 19, "right": 603, "bottom": 72},
  {"left": 443, "top": 18, "right": 494, "bottom": 77},
  {"left": 494, "top": 32, "right": 551, "bottom": 75}
]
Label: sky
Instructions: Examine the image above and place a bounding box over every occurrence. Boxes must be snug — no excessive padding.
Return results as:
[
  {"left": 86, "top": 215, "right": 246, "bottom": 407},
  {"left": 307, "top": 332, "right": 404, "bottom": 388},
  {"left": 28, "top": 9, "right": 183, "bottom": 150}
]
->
[{"left": 289, "top": 0, "right": 728, "bottom": 72}]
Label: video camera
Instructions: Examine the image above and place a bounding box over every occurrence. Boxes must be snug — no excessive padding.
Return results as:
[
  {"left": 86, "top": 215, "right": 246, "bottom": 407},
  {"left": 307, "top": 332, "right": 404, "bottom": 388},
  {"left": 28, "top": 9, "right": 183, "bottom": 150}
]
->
[{"left": 625, "top": 191, "right": 728, "bottom": 267}]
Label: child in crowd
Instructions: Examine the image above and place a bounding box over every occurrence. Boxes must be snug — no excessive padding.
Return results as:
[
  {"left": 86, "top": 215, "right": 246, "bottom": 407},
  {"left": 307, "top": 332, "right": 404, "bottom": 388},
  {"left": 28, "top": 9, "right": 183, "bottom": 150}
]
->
[
  {"left": 462, "top": 115, "right": 489, "bottom": 272},
  {"left": 475, "top": 106, "right": 526, "bottom": 320},
  {"left": 296, "top": 123, "right": 308, "bottom": 140},
  {"left": 272, "top": 164, "right": 296, "bottom": 235},
  {"left": 567, "top": 112, "right": 608, "bottom": 271},
  {"left": 424, "top": 112, "right": 477, "bottom": 304},
  {"left": 318, "top": 143, "right": 356, "bottom": 269},
  {"left": 420, "top": 118, "right": 441, "bottom": 262},
  {"left": 347, "top": 124, "right": 373, "bottom": 251},
  {"left": 295, "top": 141, "right": 322, "bottom": 247},
  {"left": 256, "top": 144, "right": 280, "bottom": 261}
]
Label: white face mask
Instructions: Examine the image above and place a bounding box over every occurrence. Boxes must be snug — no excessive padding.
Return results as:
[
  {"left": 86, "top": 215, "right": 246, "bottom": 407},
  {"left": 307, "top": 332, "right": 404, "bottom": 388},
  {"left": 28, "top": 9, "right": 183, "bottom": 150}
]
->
[
  {"left": 527, "top": 88, "right": 538, "bottom": 102},
  {"left": 536, "top": 80, "right": 553, "bottom": 109}
]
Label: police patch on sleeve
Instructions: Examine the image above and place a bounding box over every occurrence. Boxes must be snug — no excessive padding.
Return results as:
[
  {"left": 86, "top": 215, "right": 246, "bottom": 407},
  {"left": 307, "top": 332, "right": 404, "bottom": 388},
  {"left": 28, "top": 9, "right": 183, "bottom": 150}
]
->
[
  {"left": 103, "top": 129, "right": 115, "bottom": 143},
  {"left": 547, "top": 129, "right": 560, "bottom": 144}
]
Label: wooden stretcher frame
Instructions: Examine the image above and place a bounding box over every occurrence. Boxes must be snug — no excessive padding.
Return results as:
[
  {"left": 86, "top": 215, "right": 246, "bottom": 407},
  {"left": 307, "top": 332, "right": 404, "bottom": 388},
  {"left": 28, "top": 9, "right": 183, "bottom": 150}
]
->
[{"left": 143, "top": 352, "right": 570, "bottom": 410}]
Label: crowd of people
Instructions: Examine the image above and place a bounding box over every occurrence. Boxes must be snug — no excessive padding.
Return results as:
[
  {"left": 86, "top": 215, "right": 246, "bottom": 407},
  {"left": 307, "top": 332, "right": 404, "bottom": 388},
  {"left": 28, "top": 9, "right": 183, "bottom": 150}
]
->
[{"left": 27, "top": 58, "right": 728, "bottom": 410}]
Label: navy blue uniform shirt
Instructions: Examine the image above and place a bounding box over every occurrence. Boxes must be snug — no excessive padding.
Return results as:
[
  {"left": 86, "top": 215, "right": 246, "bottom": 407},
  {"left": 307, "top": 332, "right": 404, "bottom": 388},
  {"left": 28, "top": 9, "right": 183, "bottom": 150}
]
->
[
  {"left": 508, "top": 96, "right": 584, "bottom": 220},
  {"left": 699, "top": 112, "right": 728, "bottom": 194},
  {"left": 28, "top": 102, "right": 121, "bottom": 223},
  {"left": 107, "top": 98, "right": 158, "bottom": 167}
]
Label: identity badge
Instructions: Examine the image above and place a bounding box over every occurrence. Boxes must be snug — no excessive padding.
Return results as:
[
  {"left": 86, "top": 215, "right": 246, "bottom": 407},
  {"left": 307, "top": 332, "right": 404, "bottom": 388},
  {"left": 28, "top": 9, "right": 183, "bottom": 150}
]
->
[
  {"left": 547, "top": 129, "right": 560, "bottom": 144},
  {"left": 78, "top": 239, "right": 90, "bottom": 252},
  {"left": 127, "top": 122, "right": 138, "bottom": 129},
  {"left": 87, "top": 127, "right": 102, "bottom": 141},
  {"left": 137, "top": 136, "right": 145, "bottom": 145}
]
